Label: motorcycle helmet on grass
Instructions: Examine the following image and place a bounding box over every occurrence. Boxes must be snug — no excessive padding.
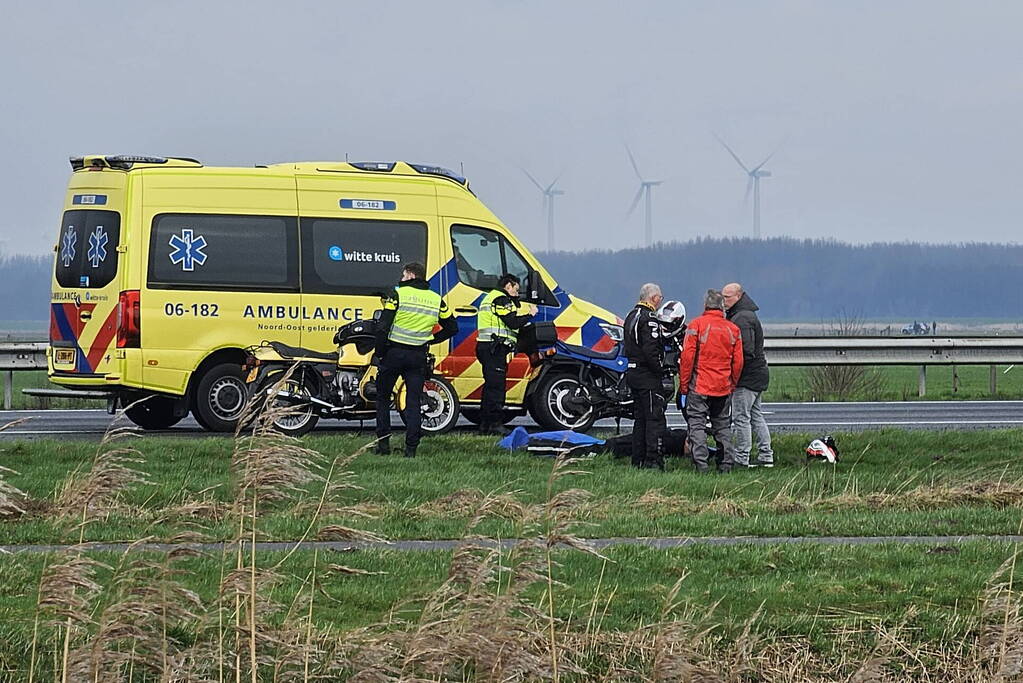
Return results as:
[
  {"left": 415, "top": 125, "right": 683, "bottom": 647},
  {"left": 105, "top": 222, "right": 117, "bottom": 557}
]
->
[{"left": 806, "top": 435, "right": 840, "bottom": 464}]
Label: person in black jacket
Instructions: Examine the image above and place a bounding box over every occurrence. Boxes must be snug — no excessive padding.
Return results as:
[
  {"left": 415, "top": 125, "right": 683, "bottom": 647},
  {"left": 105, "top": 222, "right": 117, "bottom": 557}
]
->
[
  {"left": 623, "top": 282, "right": 667, "bottom": 470},
  {"left": 722, "top": 282, "right": 774, "bottom": 467}
]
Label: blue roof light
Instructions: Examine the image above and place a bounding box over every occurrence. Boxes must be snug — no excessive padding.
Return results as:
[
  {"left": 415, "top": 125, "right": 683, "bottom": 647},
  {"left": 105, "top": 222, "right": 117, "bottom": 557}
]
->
[{"left": 409, "top": 163, "right": 467, "bottom": 186}]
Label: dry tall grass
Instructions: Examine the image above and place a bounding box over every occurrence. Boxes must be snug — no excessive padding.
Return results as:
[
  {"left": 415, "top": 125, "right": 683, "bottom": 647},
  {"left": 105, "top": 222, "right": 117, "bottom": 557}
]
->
[{"left": 11, "top": 398, "right": 1023, "bottom": 681}]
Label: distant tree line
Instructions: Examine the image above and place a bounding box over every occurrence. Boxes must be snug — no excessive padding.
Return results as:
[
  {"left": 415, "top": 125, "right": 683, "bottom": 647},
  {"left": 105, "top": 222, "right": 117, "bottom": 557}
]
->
[
  {"left": 3, "top": 238, "right": 1022, "bottom": 322},
  {"left": 0, "top": 255, "right": 51, "bottom": 321},
  {"left": 538, "top": 237, "right": 1023, "bottom": 320}
]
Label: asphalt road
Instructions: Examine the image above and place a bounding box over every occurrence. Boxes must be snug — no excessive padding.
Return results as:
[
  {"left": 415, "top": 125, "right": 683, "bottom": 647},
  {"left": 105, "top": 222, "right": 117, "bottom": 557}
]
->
[{"left": 1, "top": 400, "right": 1022, "bottom": 440}]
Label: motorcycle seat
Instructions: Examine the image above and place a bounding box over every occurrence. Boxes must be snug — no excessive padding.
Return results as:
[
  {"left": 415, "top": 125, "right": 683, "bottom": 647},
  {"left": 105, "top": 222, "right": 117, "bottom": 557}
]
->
[
  {"left": 268, "top": 341, "right": 339, "bottom": 362},
  {"left": 556, "top": 341, "right": 621, "bottom": 361}
]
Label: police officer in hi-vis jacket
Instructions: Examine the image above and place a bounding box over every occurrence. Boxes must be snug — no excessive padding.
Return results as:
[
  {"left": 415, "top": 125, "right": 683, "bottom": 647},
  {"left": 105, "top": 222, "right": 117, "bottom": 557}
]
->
[
  {"left": 475, "top": 273, "right": 536, "bottom": 435},
  {"left": 375, "top": 262, "right": 457, "bottom": 458}
]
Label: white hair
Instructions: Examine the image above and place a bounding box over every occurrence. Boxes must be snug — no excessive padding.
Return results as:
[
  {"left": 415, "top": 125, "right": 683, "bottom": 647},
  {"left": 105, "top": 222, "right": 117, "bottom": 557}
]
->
[{"left": 639, "top": 283, "right": 662, "bottom": 302}]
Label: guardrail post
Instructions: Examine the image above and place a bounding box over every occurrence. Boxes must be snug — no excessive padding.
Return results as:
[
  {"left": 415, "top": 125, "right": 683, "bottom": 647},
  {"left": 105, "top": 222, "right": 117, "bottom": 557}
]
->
[
  {"left": 991, "top": 364, "right": 998, "bottom": 396},
  {"left": 3, "top": 370, "right": 11, "bottom": 410},
  {"left": 918, "top": 365, "right": 926, "bottom": 397}
]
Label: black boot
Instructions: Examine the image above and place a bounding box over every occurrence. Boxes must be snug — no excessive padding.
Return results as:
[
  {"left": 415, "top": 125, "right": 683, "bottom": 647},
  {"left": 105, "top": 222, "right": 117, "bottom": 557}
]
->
[
  {"left": 404, "top": 444, "right": 417, "bottom": 458},
  {"left": 375, "top": 437, "right": 390, "bottom": 455}
]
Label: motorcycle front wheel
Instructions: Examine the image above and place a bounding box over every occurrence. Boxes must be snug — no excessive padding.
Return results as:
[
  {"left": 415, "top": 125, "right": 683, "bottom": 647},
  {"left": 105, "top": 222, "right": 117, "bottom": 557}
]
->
[
  {"left": 397, "top": 376, "right": 460, "bottom": 434},
  {"left": 530, "top": 373, "right": 598, "bottom": 432}
]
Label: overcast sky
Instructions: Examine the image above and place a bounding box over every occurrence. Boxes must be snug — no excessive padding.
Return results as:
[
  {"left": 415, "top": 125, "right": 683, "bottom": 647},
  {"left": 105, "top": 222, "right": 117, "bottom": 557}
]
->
[{"left": 3, "top": 1, "right": 1021, "bottom": 256}]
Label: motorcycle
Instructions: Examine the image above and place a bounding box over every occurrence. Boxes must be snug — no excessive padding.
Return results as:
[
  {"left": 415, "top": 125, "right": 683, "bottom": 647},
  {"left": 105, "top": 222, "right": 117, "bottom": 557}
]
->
[
  {"left": 525, "top": 304, "right": 686, "bottom": 432},
  {"left": 242, "top": 317, "right": 460, "bottom": 437}
]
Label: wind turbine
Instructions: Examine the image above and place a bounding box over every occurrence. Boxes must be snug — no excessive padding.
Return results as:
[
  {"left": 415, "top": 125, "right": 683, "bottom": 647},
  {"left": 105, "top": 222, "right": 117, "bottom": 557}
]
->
[
  {"left": 522, "top": 169, "right": 564, "bottom": 251},
  {"left": 714, "top": 134, "right": 777, "bottom": 239},
  {"left": 625, "top": 147, "right": 663, "bottom": 247}
]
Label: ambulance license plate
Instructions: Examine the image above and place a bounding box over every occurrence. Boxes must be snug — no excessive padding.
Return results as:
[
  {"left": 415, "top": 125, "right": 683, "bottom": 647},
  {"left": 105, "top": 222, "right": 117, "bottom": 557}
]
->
[{"left": 55, "top": 348, "right": 76, "bottom": 365}]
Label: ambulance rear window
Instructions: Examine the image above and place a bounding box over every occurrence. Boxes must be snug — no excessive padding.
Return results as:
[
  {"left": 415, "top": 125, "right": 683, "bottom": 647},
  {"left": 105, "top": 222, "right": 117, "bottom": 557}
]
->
[{"left": 55, "top": 210, "right": 121, "bottom": 289}]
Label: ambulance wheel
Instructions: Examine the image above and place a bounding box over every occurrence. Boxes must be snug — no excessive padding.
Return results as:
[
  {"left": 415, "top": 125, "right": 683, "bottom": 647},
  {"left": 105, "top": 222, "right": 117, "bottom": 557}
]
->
[
  {"left": 124, "top": 395, "right": 184, "bottom": 430},
  {"left": 530, "top": 373, "right": 597, "bottom": 432},
  {"left": 193, "top": 363, "right": 249, "bottom": 432},
  {"left": 399, "top": 377, "right": 460, "bottom": 435},
  {"left": 461, "top": 407, "right": 519, "bottom": 427}
]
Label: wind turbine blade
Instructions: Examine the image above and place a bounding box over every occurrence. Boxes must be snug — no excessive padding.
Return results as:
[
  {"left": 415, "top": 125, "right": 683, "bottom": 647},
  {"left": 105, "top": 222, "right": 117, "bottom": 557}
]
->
[
  {"left": 752, "top": 135, "right": 788, "bottom": 173},
  {"left": 545, "top": 175, "right": 562, "bottom": 193},
  {"left": 751, "top": 150, "right": 777, "bottom": 173},
  {"left": 625, "top": 145, "right": 643, "bottom": 181},
  {"left": 713, "top": 133, "right": 750, "bottom": 173},
  {"left": 626, "top": 185, "right": 644, "bottom": 216},
  {"left": 744, "top": 176, "right": 754, "bottom": 202},
  {"left": 521, "top": 168, "right": 545, "bottom": 192}
]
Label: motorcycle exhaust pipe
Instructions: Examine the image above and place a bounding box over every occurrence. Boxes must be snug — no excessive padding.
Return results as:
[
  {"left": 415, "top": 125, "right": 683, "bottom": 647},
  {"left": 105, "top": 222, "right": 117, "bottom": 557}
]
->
[{"left": 271, "top": 389, "right": 335, "bottom": 410}]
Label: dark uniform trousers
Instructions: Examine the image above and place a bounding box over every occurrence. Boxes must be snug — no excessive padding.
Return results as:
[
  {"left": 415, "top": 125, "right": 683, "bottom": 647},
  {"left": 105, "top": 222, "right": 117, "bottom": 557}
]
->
[
  {"left": 375, "top": 345, "right": 426, "bottom": 449},
  {"left": 626, "top": 369, "right": 667, "bottom": 469},
  {"left": 475, "top": 341, "right": 510, "bottom": 427}
]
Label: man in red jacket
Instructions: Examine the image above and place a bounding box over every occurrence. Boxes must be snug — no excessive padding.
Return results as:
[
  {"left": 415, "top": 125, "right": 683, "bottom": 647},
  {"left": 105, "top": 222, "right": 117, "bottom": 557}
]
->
[{"left": 678, "top": 289, "right": 744, "bottom": 473}]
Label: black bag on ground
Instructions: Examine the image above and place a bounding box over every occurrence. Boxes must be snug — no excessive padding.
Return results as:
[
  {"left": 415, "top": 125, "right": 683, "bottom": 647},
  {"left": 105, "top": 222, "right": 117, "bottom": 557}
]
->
[{"left": 607, "top": 428, "right": 689, "bottom": 460}]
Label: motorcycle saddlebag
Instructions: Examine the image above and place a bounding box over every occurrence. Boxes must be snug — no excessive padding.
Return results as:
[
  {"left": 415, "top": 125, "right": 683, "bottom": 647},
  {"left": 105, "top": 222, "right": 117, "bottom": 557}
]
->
[{"left": 517, "top": 321, "right": 558, "bottom": 353}]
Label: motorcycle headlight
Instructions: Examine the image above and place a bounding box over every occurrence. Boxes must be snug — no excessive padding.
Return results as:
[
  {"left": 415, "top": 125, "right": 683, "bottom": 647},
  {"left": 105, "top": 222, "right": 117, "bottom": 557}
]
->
[{"left": 599, "top": 322, "right": 624, "bottom": 342}]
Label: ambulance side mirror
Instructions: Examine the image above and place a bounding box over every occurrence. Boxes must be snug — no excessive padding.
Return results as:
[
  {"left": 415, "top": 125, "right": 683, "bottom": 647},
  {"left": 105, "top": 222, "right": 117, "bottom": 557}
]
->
[{"left": 523, "top": 269, "right": 558, "bottom": 307}]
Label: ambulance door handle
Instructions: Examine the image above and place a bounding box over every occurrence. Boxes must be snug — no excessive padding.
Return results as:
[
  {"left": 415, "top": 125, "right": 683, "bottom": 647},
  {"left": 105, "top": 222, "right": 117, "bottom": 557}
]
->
[
  {"left": 79, "top": 311, "right": 93, "bottom": 322},
  {"left": 455, "top": 306, "right": 478, "bottom": 315}
]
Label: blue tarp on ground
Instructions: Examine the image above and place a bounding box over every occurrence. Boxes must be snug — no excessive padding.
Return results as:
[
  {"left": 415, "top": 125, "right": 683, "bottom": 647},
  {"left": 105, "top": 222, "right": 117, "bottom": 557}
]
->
[{"left": 498, "top": 426, "right": 605, "bottom": 451}]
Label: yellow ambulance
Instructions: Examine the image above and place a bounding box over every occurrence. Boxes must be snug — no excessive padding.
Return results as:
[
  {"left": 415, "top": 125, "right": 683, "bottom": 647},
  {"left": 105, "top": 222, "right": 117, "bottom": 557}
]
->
[{"left": 48, "top": 155, "right": 621, "bottom": 431}]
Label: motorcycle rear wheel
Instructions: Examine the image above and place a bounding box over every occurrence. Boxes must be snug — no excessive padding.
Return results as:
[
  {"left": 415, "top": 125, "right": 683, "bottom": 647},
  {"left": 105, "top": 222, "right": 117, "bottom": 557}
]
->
[
  {"left": 253, "top": 371, "right": 320, "bottom": 437},
  {"left": 530, "top": 373, "right": 598, "bottom": 432}
]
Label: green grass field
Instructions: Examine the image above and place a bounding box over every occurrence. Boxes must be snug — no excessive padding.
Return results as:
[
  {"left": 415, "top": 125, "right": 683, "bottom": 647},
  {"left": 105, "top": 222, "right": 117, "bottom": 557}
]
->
[
  {"left": 1, "top": 429, "right": 1022, "bottom": 545},
  {"left": 1, "top": 428, "right": 1022, "bottom": 679},
  {"left": 765, "top": 364, "right": 1023, "bottom": 401}
]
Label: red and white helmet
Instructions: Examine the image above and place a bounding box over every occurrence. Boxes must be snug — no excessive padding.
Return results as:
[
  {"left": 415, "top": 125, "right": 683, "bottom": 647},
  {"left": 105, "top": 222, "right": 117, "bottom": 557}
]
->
[{"left": 806, "top": 435, "right": 839, "bottom": 464}]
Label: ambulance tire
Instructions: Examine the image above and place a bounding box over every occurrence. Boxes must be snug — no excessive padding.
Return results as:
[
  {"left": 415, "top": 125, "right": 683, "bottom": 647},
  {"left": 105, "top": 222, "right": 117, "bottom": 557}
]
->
[
  {"left": 124, "top": 395, "right": 184, "bottom": 431},
  {"left": 530, "top": 373, "right": 598, "bottom": 432},
  {"left": 192, "top": 363, "right": 249, "bottom": 432}
]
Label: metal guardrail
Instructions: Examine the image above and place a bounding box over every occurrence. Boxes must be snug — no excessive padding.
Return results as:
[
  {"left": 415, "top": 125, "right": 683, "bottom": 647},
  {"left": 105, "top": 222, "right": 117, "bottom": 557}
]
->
[
  {"left": 0, "top": 342, "right": 48, "bottom": 410},
  {"left": 4, "top": 337, "right": 1023, "bottom": 409},
  {"left": 764, "top": 336, "right": 1023, "bottom": 366}
]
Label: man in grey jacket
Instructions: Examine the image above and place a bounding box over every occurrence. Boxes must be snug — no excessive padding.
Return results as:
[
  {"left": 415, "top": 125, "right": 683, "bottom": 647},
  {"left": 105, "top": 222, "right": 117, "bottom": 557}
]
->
[{"left": 722, "top": 282, "right": 774, "bottom": 467}]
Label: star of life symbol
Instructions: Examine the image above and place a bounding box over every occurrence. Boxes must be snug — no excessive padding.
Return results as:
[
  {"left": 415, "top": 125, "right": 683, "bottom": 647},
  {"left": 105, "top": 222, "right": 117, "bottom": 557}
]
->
[
  {"left": 88, "top": 226, "right": 108, "bottom": 268},
  {"left": 168, "top": 229, "right": 208, "bottom": 272},
  {"left": 60, "top": 226, "right": 77, "bottom": 268}
]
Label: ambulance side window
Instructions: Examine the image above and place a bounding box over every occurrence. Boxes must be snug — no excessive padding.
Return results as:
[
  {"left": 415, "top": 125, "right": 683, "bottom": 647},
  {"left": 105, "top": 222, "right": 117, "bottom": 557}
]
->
[
  {"left": 55, "top": 210, "right": 121, "bottom": 289},
  {"left": 148, "top": 213, "right": 298, "bottom": 290},
  {"left": 450, "top": 225, "right": 530, "bottom": 291},
  {"left": 301, "top": 218, "right": 428, "bottom": 295}
]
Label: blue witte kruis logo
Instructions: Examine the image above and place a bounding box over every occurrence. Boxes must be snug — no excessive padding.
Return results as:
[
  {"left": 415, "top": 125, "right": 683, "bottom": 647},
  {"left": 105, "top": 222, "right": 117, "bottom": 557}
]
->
[
  {"left": 88, "top": 226, "right": 108, "bottom": 268},
  {"left": 169, "top": 229, "right": 208, "bottom": 272},
  {"left": 60, "top": 226, "right": 77, "bottom": 268},
  {"left": 326, "top": 245, "right": 401, "bottom": 263}
]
